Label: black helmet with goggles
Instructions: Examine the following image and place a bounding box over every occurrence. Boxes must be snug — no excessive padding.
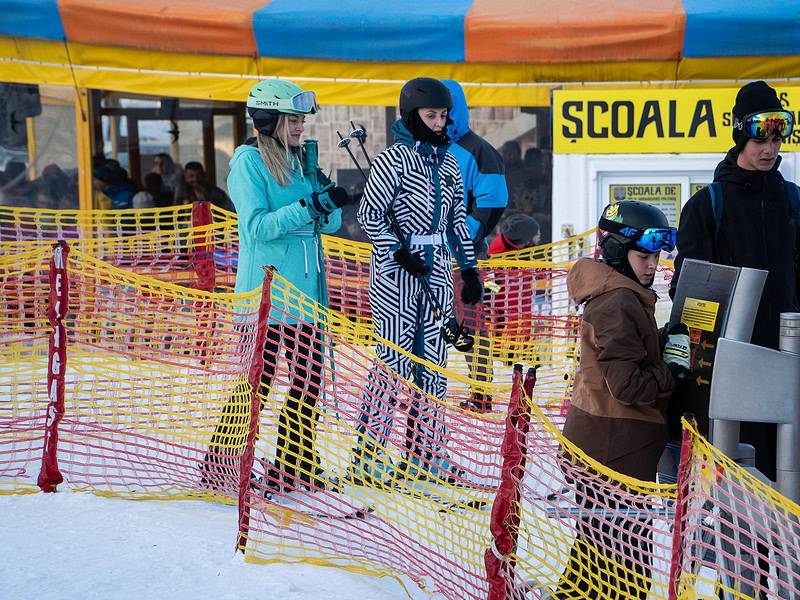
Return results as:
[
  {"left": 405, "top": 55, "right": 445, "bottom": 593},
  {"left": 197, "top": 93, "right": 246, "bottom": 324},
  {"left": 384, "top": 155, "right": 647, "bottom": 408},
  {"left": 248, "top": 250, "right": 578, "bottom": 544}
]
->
[{"left": 598, "top": 201, "right": 676, "bottom": 272}]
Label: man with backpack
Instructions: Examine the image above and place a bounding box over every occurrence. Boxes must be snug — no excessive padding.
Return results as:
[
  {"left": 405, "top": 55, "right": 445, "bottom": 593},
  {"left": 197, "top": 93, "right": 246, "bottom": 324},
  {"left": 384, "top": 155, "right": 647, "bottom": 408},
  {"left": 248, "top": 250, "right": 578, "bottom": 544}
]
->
[{"left": 671, "top": 80, "right": 800, "bottom": 481}]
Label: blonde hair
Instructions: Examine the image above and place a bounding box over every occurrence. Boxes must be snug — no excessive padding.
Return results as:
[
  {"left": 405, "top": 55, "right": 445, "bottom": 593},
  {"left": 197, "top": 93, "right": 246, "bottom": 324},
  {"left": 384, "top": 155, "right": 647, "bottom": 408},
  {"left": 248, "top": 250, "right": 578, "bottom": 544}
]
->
[{"left": 257, "top": 115, "right": 302, "bottom": 186}]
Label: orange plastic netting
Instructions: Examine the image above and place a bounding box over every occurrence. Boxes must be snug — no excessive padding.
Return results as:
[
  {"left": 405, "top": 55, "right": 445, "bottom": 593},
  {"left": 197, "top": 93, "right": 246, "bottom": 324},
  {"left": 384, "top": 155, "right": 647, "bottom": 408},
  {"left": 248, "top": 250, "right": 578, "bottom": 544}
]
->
[{"left": 1, "top": 207, "right": 798, "bottom": 599}]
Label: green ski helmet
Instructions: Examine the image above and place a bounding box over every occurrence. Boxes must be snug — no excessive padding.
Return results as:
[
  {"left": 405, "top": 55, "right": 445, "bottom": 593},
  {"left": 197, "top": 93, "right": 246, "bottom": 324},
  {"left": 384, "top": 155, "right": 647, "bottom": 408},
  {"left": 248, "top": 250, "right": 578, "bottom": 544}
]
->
[{"left": 246, "top": 79, "right": 318, "bottom": 137}]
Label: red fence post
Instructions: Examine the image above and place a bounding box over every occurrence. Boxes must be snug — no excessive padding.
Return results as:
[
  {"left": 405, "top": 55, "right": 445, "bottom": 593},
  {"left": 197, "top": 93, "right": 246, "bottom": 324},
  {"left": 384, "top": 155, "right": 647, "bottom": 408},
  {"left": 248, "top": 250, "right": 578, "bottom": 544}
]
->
[
  {"left": 236, "top": 268, "right": 273, "bottom": 552},
  {"left": 191, "top": 200, "right": 216, "bottom": 292},
  {"left": 192, "top": 200, "right": 217, "bottom": 364},
  {"left": 668, "top": 417, "right": 697, "bottom": 600},
  {"left": 37, "top": 241, "right": 69, "bottom": 492},
  {"left": 485, "top": 363, "right": 536, "bottom": 599}
]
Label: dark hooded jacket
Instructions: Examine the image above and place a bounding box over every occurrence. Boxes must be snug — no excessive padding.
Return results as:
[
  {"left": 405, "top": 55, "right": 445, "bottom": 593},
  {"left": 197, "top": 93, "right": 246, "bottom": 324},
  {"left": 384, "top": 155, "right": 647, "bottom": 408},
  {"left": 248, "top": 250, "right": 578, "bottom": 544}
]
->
[
  {"left": 440, "top": 80, "right": 507, "bottom": 256},
  {"left": 671, "top": 148, "right": 800, "bottom": 350},
  {"left": 564, "top": 258, "right": 674, "bottom": 481}
]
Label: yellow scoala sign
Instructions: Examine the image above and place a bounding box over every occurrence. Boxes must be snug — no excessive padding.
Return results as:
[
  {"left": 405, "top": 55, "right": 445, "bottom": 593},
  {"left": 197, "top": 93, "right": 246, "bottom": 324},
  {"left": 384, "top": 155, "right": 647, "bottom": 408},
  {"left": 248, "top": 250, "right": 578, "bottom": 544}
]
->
[{"left": 553, "top": 88, "right": 800, "bottom": 154}]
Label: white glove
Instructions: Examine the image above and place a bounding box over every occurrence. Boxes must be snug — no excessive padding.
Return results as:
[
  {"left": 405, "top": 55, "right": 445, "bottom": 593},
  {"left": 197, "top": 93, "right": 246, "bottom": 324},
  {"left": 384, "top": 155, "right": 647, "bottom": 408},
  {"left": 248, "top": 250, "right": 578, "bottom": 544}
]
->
[{"left": 664, "top": 323, "right": 691, "bottom": 381}]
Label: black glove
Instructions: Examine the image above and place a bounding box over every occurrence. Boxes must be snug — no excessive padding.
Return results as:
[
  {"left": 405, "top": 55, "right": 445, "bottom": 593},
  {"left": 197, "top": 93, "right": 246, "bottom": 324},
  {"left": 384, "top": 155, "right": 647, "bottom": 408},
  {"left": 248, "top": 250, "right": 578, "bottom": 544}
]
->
[
  {"left": 460, "top": 268, "right": 483, "bottom": 305},
  {"left": 304, "top": 186, "right": 351, "bottom": 217},
  {"left": 393, "top": 248, "right": 430, "bottom": 276},
  {"left": 663, "top": 322, "right": 691, "bottom": 384}
]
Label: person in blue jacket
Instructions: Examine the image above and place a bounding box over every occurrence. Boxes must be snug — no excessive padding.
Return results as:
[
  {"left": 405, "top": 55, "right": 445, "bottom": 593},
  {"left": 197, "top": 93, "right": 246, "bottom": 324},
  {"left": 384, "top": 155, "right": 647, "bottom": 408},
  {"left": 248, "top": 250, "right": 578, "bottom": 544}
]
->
[
  {"left": 92, "top": 161, "right": 135, "bottom": 210},
  {"left": 202, "top": 79, "right": 351, "bottom": 495},
  {"left": 441, "top": 79, "right": 508, "bottom": 412},
  {"left": 440, "top": 80, "right": 508, "bottom": 258}
]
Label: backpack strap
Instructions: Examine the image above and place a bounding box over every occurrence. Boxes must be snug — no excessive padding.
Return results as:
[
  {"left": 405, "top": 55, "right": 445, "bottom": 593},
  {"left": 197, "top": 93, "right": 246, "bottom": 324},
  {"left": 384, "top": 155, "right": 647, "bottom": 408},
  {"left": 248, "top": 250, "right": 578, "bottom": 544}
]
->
[{"left": 708, "top": 182, "right": 723, "bottom": 242}]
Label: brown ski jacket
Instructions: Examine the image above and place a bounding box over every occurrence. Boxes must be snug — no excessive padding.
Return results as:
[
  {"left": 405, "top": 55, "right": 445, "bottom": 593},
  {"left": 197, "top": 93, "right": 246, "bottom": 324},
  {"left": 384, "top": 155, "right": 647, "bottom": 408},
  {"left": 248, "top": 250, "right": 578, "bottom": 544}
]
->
[{"left": 562, "top": 258, "right": 674, "bottom": 481}]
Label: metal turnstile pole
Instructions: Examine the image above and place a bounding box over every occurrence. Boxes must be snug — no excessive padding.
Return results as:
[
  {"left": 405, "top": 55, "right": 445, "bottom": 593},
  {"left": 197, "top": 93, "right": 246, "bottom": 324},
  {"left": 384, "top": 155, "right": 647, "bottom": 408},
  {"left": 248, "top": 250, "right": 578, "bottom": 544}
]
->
[{"left": 777, "top": 313, "right": 800, "bottom": 502}]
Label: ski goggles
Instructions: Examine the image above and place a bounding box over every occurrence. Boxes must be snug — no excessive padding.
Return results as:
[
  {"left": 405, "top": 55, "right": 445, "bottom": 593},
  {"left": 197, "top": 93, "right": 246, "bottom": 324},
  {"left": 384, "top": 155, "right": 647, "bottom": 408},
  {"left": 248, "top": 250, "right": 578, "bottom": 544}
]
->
[
  {"left": 600, "top": 219, "right": 677, "bottom": 253},
  {"left": 733, "top": 110, "right": 794, "bottom": 140},
  {"left": 634, "top": 227, "right": 677, "bottom": 253},
  {"left": 247, "top": 90, "right": 318, "bottom": 114}
]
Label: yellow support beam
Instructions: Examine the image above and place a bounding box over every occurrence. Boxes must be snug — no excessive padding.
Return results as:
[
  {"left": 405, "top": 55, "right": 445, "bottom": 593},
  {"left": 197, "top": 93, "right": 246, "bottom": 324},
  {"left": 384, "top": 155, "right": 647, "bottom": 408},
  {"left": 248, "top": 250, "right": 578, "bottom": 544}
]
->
[
  {"left": 74, "top": 88, "right": 94, "bottom": 211},
  {"left": 26, "top": 117, "right": 36, "bottom": 180},
  {"left": 10, "top": 36, "right": 800, "bottom": 108}
]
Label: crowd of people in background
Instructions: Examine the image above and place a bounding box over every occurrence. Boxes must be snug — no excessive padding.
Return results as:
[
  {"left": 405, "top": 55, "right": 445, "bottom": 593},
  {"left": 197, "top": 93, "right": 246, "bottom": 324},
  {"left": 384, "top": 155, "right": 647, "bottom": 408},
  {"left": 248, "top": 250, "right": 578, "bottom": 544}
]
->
[
  {"left": 0, "top": 160, "right": 79, "bottom": 210},
  {"left": 0, "top": 152, "right": 234, "bottom": 213},
  {"left": 91, "top": 154, "right": 234, "bottom": 212},
  {"left": 1, "top": 122, "right": 549, "bottom": 254}
]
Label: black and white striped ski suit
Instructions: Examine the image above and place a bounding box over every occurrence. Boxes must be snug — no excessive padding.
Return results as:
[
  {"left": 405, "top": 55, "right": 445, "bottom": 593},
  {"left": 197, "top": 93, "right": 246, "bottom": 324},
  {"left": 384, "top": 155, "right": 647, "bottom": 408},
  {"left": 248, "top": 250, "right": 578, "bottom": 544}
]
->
[{"left": 356, "top": 123, "right": 475, "bottom": 458}]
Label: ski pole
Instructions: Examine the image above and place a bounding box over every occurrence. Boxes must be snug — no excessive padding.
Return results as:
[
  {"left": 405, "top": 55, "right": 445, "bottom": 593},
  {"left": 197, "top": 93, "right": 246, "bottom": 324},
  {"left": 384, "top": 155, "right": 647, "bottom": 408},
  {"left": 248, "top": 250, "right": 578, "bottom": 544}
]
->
[
  {"left": 349, "top": 121, "right": 373, "bottom": 168},
  {"left": 336, "top": 131, "right": 368, "bottom": 182},
  {"left": 335, "top": 138, "right": 473, "bottom": 351},
  {"left": 387, "top": 209, "right": 472, "bottom": 467},
  {"left": 386, "top": 210, "right": 444, "bottom": 318},
  {"left": 386, "top": 210, "right": 474, "bottom": 352}
]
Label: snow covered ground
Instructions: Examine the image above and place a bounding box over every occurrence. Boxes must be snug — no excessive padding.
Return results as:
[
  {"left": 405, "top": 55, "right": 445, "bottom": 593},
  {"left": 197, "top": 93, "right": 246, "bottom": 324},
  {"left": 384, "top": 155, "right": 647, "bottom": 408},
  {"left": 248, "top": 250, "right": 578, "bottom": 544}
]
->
[{"left": 0, "top": 491, "right": 427, "bottom": 600}]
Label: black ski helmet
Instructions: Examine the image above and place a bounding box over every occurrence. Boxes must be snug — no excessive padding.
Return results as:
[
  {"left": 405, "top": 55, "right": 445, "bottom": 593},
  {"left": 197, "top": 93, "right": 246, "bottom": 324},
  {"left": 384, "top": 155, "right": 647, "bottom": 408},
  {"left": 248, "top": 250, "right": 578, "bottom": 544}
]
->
[
  {"left": 597, "top": 200, "right": 672, "bottom": 270},
  {"left": 399, "top": 77, "right": 453, "bottom": 123}
]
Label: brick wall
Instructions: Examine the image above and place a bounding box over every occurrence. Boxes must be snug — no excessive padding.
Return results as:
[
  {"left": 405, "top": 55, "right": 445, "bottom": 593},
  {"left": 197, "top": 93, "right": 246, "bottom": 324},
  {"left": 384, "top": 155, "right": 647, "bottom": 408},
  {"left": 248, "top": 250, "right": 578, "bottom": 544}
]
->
[
  {"left": 469, "top": 106, "right": 520, "bottom": 139},
  {"left": 304, "top": 106, "right": 389, "bottom": 177},
  {"left": 307, "top": 105, "right": 524, "bottom": 177},
  {"left": 301, "top": 104, "right": 554, "bottom": 242}
]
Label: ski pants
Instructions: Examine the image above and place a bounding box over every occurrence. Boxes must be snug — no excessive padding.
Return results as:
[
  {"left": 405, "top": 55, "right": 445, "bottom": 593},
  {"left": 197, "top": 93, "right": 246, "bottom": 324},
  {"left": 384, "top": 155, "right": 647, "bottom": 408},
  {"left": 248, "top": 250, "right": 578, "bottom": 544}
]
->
[
  {"left": 207, "top": 321, "right": 323, "bottom": 485},
  {"left": 357, "top": 250, "right": 453, "bottom": 458}
]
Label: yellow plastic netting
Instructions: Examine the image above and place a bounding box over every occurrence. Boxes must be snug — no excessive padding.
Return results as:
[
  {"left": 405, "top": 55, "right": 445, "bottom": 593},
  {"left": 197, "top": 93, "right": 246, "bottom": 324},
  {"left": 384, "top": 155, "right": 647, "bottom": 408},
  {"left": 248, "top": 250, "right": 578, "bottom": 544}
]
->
[
  {"left": 2, "top": 206, "right": 798, "bottom": 599},
  {"left": 672, "top": 420, "right": 800, "bottom": 599},
  {"left": 1, "top": 204, "right": 239, "bottom": 290},
  {"left": 0, "top": 245, "right": 51, "bottom": 494}
]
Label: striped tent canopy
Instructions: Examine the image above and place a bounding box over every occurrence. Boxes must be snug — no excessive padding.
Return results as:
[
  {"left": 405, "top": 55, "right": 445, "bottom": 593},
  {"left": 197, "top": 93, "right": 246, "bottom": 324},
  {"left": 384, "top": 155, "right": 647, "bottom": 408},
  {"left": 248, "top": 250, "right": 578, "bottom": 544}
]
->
[{"left": 2, "top": 0, "right": 799, "bottom": 105}]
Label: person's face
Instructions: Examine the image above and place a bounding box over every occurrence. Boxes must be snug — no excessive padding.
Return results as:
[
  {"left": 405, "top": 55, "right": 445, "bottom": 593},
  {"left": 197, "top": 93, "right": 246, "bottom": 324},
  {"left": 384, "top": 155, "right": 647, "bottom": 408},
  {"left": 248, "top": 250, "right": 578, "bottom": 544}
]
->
[
  {"left": 737, "top": 135, "right": 782, "bottom": 171},
  {"left": 185, "top": 168, "right": 201, "bottom": 186},
  {"left": 627, "top": 249, "right": 660, "bottom": 287},
  {"left": 286, "top": 114, "right": 306, "bottom": 148},
  {"left": 417, "top": 108, "right": 448, "bottom": 134},
  {"left": 153, "top": 156, "right": 165, "bottom": 175}
]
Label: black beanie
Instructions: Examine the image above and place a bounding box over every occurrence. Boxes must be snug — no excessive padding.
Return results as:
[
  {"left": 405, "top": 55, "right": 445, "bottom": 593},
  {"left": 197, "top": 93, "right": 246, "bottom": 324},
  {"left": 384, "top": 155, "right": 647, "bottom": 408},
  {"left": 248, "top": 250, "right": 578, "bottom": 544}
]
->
[
  {"left": 732, "top": 81, "right": 783, "bottom": 144},
  {"left": 501, "top": 213, "right": 540, "bottom": 246}
]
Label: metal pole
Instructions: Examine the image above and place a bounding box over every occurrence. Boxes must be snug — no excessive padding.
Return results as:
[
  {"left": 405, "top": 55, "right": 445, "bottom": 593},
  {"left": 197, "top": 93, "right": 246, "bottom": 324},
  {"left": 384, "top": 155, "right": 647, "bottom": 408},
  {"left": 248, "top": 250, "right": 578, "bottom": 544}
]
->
[
  {"left": 712, "top": 266, "right": 768, "bottom": 463},
  {"left": 777, "top": 313, "right": 800, "bottom": 503}
]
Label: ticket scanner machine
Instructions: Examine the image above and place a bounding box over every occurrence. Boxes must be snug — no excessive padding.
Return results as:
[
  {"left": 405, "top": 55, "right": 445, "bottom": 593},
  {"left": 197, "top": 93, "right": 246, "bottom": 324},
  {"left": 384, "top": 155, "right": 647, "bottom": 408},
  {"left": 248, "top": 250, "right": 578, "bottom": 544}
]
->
[
  {"left": 711, "top": 314, "right": 800, "bottom": 502},
  {"left": 672, "top": 259, "right": 800, "bottom": 501}
]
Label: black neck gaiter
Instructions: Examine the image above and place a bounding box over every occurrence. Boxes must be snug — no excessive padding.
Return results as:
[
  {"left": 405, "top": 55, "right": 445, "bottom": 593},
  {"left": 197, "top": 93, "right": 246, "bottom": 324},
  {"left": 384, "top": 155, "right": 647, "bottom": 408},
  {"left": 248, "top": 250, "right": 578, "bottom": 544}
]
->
[{"left": 404, "top": 111, "right": 450, "bottom": 146}]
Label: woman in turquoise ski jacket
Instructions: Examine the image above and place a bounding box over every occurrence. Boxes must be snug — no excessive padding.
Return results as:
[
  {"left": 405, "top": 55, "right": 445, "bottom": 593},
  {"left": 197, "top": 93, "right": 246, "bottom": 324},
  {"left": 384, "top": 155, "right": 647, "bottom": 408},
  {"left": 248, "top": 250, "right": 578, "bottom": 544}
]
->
[{"left": 202, "top": 79, "right": 350, "bottom": 496}]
